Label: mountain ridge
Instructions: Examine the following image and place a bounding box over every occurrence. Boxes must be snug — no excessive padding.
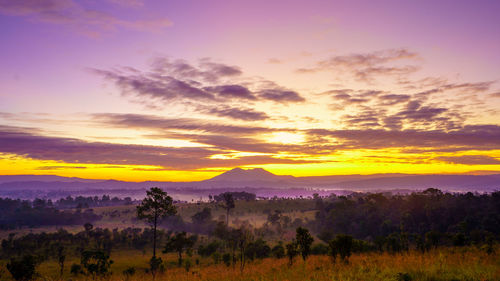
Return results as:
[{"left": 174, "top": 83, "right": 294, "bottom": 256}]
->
[{"left": 1, "top": 168, "right": 499, "bottom": 193}]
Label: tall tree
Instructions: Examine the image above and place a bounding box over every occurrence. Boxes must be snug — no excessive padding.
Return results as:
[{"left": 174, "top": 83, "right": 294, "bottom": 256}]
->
[
  {"left": 295, "top": 227, "right": 314, "bottom": 261},
  {"left": 220, "top": 193, "right": 235, "bottom": 226},
  {"left": 137, "top": 187, "right": 177, "bottom": 258}
]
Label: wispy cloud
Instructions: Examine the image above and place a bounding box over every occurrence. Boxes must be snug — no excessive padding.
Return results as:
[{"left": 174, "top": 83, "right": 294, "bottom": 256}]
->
[
  {"left": 435, "top": 155, "right": 500, "bottom": 165},
  {"left": 0, "top": 0, "right": 172, "bottom": 36},
  {"left": 296, "top": 48, "right": 420, "bottom": 82},
  {"left": 0, "top": 125, "right": 316, "bottom": 169}
]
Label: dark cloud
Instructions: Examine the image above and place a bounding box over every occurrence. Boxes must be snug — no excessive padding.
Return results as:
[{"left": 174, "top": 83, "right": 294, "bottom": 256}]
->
[
  {"left": 308, "top": 125, "right": 500, "bottom": 152},
  {"left": 377, "top": 94, "right": 411, "bottom": 105},
  {"left": 204, "top": 84, "right": 256, "bottom": 100},
  {"left": 92, "top": 58, "right": 305, "bottom": 118},
  {"left": 395, "top": 100, "right": 447, "bottom": 122},
  {"left": 151, "top": 57, "right": 242, "bottom": 83},
  {"left": 91, "top": 68, "right": 214, "bottom": 102},
  {"left": 258, "top": 89, "right": 305, "bottom": 103},
  {"left": 415, "top": 81, "right": 495, "bottom": 99},
  {"left": 435, "top": 155, "right": 500, "bottom": 165},
  {"left": 332, "top": 93, "right": 369, "bottom": 104}
]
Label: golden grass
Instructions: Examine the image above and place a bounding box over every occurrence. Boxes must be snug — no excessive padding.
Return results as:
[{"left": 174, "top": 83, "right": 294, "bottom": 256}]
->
[{"left": 2, "top": 247, "right": 498, "bottom": 281}]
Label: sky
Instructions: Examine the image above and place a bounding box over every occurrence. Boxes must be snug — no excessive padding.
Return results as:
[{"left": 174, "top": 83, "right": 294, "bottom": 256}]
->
[{"left": 1, "top": 0, "right": 500, "bottom": 181}]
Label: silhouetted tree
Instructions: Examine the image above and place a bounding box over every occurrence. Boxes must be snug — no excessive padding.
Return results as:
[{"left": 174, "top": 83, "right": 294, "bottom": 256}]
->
[
  {"left": 56, "top": 245, "right": 65, "bottom": 277},
  {"left": 333, "top": 234, "right": 353, "bottom": 263},
  {"left": 7, "top": 255, "right": 37, "bottom": 281},
  {"left": 137, "top": 187, "right": 176, "bottom": 280},
  {"left": 80, "top": 249, "right": 113, "bottom": 279},
  {"left": 271, "top": 242, "right": 285, "bottom": 258},
  {"left": 163, "top": 232, "right": 198, "bottom": 266},
  {"left": 295, "top": 227, "right": 314, "bottom": 261},
  {"left": 328, "top": 239, "right": 338, "bottom": 263},
  {"left": 220, "top": 193, "right": 235, "bottom": 226},
  {"left": 137, "top": 187, "right": 177, "bottom": 258},
  {"left": 286, "top": 241, "right": 298, "bottom": 266}
]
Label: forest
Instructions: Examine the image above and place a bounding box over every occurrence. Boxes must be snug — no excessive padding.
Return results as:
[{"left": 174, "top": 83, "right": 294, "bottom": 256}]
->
[{"left": 0, "top": 188, "right": 498, "bottom": 281}]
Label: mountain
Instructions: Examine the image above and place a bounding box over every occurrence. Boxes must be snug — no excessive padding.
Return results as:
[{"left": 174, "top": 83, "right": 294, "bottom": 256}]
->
[
  {"left": 0, "top": 168, "right": 499, "bottom": 199},
  {"left": 0, "top": 175, "right": 101, "bottom": 184},
  {"left": 207, "top": 168, "right": 294, "bottom": 182}
]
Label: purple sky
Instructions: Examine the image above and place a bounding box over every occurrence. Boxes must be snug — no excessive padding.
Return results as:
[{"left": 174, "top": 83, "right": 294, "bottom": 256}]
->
[{"left": 1, "top": 0, "right": 500, "bottom": 181}]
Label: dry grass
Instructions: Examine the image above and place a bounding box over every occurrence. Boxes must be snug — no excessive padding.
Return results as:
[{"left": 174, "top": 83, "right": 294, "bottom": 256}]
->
[{"left": 2, "top": 247, "right": 498, "bottom": 281}]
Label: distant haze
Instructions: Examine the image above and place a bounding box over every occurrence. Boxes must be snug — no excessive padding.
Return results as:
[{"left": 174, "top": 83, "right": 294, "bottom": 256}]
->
[{"left": 1, "top": 168, "right": 498, "bottom": 201}]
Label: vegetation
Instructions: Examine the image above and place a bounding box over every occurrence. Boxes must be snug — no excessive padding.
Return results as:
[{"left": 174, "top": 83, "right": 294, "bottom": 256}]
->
[
  {"left": 0, "top": 188, "right": 498, "bottom": 280},
  {"left": 0, "top": 198, "right": 101, "bottom": 230},
  {"left": 136, "top": 187, "right": 177, "bottom": 279}
]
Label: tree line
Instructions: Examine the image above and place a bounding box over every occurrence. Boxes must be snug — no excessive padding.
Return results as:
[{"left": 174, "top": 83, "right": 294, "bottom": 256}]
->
[{"left": 1, "top": 187, "right": 498, "bottom": 280}]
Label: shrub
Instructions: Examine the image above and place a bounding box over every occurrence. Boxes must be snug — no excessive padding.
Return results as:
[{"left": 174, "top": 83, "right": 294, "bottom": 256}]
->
[{"left": 6, "top": 255, "right": 37, "bottom": 281}]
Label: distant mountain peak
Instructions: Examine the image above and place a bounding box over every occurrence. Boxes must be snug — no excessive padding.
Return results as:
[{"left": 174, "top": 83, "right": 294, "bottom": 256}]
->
[{"left": 206, "top": 167, "right": 286, "bottom": 182}]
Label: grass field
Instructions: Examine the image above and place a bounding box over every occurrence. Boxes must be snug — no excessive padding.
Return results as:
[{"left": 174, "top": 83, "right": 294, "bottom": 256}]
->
[{"left": 1, "top": 247, "right": 498, "bottom": 281}]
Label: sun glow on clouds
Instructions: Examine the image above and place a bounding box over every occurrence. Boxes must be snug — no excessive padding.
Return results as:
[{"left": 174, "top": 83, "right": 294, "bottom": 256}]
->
[{"left": 268, "top": 132, "right": 305, "bottom": 144}]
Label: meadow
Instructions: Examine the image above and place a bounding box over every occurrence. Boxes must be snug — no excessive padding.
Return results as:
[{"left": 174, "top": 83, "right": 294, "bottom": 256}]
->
[
  {"left": 1, "top": 191, "right": 499, "bottom": 281},
  {"left": 1, "top": 247, "right": 498, "bottom": 281}
]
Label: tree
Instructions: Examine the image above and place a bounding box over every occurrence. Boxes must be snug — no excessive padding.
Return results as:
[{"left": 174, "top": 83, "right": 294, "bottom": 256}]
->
[
  {"left": 295, "top": 227, "right": 314, "bottom": 261},
  {"left": 332, "top": 234, "right": 353, "bottom": 263},
  {"left": 271, "top": 242, "right": 285, "bottom": 258},
  {"left": 56, "top": 245, "right": 65, "bottom": 277},
  {"left": 163, "top": 231, "right": 198, "bottom": 266},
  {"left": 328, "top": 239, "right": 338, "bottom": 263},
  {"left": 220, "top": 192, "right": 235, "bottom": 226},
  {"left": 80, "top": 250, "right": 113, "bottom": 279},
  {"left": 137, "top": 187, "right": 177, "bottom": 258},
  {"left": 6, "top": 255, "right": 37, "bottom": 281},
  {"left": 286, "top": 241, "right": 298, "bottom": 266},
  {"left": 235, "top": 227, "right": 253, "bottom": 273}
]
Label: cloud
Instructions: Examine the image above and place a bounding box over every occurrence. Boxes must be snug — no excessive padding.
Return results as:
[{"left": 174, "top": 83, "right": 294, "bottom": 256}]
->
[
  {"left": 0, "top": 125, "right": 315, "bottom": 169},
  {"left": 296, "top": 48, "right": 420, "bottom": 82},
  {"left": 36, "top": 165, "right": 87, "bottom": 170},
  {"left": 489, "top": 92, "right": 500, "bottom": 98},
  {"left": 377, "top": 94, "right": 411, "bottom": 106},
  {"left": 307, "top": 125, "right": 500, "bottom": 152},
  {"left": 92, "top": 113, "right": 276, "bottom": 135},
  {"left": 204, "top": 85, "right": 256, "bottom": 100},
  {"left": 0, "top": 0, "right": 172, "bottom": 36},
  {"left": 258, "top": 89, "right": 305, "bottom": 103},
  {"left": 204, "top": 106, "right": 269, "bottom": 121},
  {"left": 435, "top": 155, "right": 500, "bottom": 165},
  {"left": 92, "top": 113, "right": 500, "bottom": 155},
  {"left": 91, "top": 57, "right": 306, "bottom": 119},
  {"left": 90, "top": 68, "right": 215, "bottom": 102},
  {"left": 415, "top": 81, "right": 495, "bottom": 99},
  {"left": 394, "top": 100, "right": 447, "bottom": 123},
  {"left": 92, "top": 113, "right": 335, "bottom": 155},
  {"left": 151, "top": 57, "right": 242, "bottom": 83}
]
